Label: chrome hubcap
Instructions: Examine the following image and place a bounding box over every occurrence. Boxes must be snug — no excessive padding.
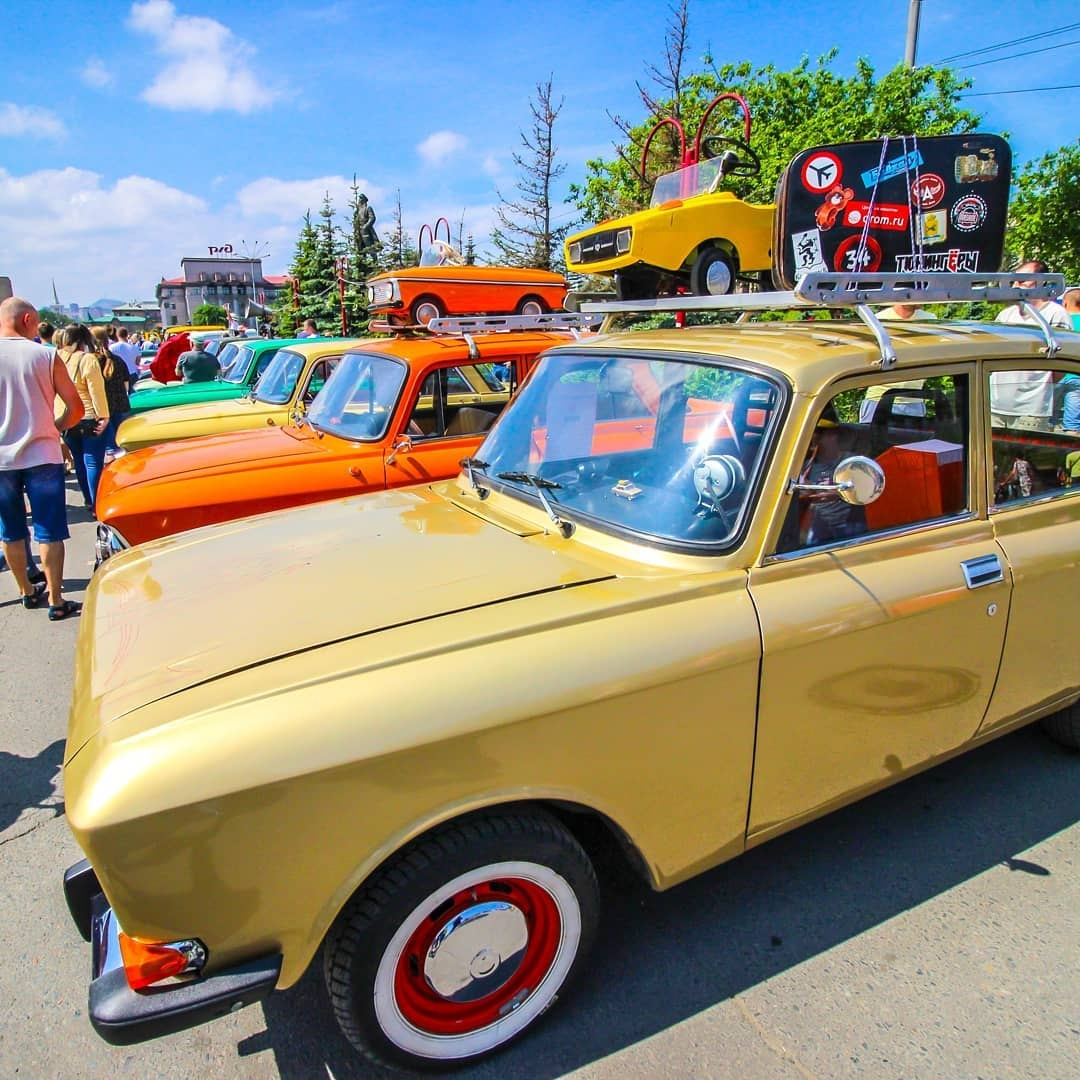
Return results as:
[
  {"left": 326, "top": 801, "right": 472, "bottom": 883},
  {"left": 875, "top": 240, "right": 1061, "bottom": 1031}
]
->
[
  {"left": 424, "top": 900, "right": 529, "bottom": 1003},
  {"left": 705, "top": 259, "right": 732, "bottom": 295}
]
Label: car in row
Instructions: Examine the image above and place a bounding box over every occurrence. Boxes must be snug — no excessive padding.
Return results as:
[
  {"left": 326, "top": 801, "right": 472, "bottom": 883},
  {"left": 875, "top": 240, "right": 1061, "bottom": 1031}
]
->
[{"left": 63, "top": 272, "right": 1079, "bottom": 1071}]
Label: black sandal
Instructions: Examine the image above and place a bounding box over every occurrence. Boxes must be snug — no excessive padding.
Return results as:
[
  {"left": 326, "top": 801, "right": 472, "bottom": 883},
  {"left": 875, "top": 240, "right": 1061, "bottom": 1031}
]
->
[
  {"left": 27, "top": 567, "right": 46, "bottom": 586},
  {"left": 48, "top": 599, "right": 81, "bottom": 621},
  {"left": 21, "top": 582, "right": 47, "bottom": 609}
]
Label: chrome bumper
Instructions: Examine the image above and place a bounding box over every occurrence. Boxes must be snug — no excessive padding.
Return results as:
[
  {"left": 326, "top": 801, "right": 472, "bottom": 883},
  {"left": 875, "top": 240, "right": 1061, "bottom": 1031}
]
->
[
  {"left": 63, "top": 859, "right": 282, "bottom": 1046},
  {"left": 93, "top": 523, "right": 128, "bottom": 568}
]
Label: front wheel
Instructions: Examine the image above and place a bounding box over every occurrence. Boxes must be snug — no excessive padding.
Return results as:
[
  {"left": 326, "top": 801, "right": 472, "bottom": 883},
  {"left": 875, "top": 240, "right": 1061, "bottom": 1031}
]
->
[
  {"left": 690, "top": 247, "right": 736, "bottom": 296},
  {"left": 411, "top": 296, "right": 445, "bottom": 326},
  {"left": 324, "top": 810, "right": 599, "bottom": 1070}
]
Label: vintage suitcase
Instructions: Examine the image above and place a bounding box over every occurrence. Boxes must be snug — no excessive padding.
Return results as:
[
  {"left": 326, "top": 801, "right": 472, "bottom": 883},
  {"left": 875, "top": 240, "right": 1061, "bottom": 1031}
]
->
[{"left": 773, "top": 134, "right": 1011, "bottom": 289}]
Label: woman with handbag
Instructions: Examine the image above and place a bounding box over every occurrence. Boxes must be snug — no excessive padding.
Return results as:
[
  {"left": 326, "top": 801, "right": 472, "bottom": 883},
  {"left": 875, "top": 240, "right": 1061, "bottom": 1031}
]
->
[
  {"left": 55, "top": 325, "right": 109, "bottom": 514},
  {"left": 90, "top": 326, "right": 131, "bottom": 454}
]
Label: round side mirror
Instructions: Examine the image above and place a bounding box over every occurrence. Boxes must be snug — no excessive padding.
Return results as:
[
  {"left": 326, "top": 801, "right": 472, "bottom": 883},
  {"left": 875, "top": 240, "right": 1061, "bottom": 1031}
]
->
[{"left": 833, "top": 455, "right": 885, "bottom": 505}]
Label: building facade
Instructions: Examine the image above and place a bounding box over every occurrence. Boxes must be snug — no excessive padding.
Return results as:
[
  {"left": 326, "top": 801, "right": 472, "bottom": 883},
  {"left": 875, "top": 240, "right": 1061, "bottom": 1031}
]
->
[{"left": 156, "top": 256, "right": 289, "bottom": 327}]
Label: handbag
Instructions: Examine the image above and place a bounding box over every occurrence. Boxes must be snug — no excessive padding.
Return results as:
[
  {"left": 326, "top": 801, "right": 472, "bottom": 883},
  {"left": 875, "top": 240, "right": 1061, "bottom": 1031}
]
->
[{"left": 71, "top": 418, "right": 100, "bottom": 437}]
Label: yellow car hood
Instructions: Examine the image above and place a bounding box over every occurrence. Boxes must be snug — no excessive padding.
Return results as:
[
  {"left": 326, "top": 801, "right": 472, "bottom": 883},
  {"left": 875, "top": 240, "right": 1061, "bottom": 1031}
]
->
[
  {"left": 117, "top": 395, "right": 276, "bottom": 440},
  {"left": 69, "top": 486, "right": 611, "bottom": 757}
]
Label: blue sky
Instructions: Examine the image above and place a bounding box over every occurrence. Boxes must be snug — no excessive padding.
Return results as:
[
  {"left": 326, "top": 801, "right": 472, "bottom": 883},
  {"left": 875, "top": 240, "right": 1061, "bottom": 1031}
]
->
[{"left": 2, "top": 0, "right": 1076, "bottom": 307}]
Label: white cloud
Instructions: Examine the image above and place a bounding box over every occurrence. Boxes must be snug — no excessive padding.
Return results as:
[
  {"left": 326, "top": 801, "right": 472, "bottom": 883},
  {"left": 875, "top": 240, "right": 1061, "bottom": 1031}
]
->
[
  {"left": 233, "top": 176, "right": 388, "bottom": 222},
  {"left": 0, "top": 103, "right": 66, "bottom": 140},
  {"left": 481, "top": 154, "right": 502, "bottom": 178},
  {"left": 127, "top": 0, "right": 280, "bottom": 114},
  {"left": 417, "top": 131, "right": 468, "bottom": 166},
  {"left": 81, "top": 58, "right": 114, "bottom": 89}
]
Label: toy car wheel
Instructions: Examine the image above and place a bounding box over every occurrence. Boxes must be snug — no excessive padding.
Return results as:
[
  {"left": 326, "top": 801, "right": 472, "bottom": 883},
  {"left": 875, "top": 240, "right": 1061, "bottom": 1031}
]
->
[
  {"left": 411, "top": 296, "right": 445, "bottom": 326},
  {"left": 691, "top": 247, "right": 735, "bottom": 296},
  {"left": 1040, "top": 703, "right": 1080, "bottom": 750},
  {"left": 515, "top": 296, "right": 548, "bottom": 316},
  {"left": 323, "top": 809, "right": 599, "bottom": 1070},
  {"left": 615, "top": 268, "right": 660, "bottom": 301}
]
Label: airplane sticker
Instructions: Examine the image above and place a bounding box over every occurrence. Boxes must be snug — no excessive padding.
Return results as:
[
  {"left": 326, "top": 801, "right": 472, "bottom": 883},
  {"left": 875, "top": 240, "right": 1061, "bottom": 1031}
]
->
[{"left": 801, "top": 152, "right": 843, "bottom": 194}]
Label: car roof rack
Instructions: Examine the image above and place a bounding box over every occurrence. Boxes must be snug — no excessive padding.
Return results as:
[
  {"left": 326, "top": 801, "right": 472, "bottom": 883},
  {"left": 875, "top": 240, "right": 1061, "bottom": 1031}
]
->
[
  {"left": 368, "top": 312, "right": 604, "bottom": 359},
  {"left": 581, "top": 272, "right": 1067, "bottom": 369}
]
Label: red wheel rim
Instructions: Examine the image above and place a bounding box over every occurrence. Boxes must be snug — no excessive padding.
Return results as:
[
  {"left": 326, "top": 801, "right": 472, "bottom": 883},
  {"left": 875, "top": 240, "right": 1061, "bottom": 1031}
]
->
[{"left": 393, "top": 876, "right": 562, "bottom": 1036}]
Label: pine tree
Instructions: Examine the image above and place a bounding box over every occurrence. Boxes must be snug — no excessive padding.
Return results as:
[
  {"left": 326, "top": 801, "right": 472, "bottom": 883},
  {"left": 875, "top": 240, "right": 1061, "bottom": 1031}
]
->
[
  {"left": 378, "top": 190, "right": 418, "bottom": 271},
  {"left": 490, "top": 77, "right": 570, "bottom": 272},
  {"left": 343, "top": 178, "right": 377, "bottom": 331},
  {"left": 272, "top": 211, "right": 319, "bottom": 335}
]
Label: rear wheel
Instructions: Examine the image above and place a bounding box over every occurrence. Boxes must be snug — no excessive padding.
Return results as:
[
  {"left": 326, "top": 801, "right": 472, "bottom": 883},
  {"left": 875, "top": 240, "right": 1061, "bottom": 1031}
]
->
[
  {"left": 690, "top": 247, "right": 736, "bottom": 296},
  {"left": 1040, "top": 703, "right": 1080, "bottom": 750},
  {"left": 324, "top": 810, "right": 599, "bottom": 1070},
  {"left": 515, "top": 296, "right": 548, "bottom": 316},
  {"left": 615, "top": 268, "right": 660, "bottom": 301}
]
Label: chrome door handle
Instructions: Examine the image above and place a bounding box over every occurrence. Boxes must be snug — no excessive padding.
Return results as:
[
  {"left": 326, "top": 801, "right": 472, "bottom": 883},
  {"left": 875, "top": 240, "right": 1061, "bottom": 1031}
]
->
[{"left": 961, "top": 554, "right": 1004, "bottom": 589}]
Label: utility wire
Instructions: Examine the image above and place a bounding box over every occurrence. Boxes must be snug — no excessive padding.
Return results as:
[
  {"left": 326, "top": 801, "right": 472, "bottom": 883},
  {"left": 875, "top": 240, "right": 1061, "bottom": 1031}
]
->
[
  {"left": 935, "top": 21, "right": 1080, "bottom": 64},
  {"left": 957, "top": 38, "right": 1080, "bottom": 70},
  {"left": 962, "top": 83, "right": 1080, "bottom": 96}
]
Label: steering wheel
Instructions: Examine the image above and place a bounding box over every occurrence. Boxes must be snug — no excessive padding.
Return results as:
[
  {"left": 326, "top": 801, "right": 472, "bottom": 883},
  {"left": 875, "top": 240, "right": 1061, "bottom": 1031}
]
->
[
  {"left": 701, "top": 136, "right": 762, "bottom": 179},
  {"left": 692, "top": 454, "right": 746, "bottom": 515}
]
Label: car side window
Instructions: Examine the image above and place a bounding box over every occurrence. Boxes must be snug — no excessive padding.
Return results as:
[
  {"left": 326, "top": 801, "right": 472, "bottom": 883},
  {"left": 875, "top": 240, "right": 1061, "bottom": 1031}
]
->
[
  {"left": 775, "top": 374, "right": 970, "bottom": 554},
  {"left": 990, "top": 367, "right": 1080, "bottom": 506},
  {"left": 304, "top": 358, "right": 339, "bottom": 402},
  {"left": 408, "top": 364, "right": 508, "bottom": 438}
]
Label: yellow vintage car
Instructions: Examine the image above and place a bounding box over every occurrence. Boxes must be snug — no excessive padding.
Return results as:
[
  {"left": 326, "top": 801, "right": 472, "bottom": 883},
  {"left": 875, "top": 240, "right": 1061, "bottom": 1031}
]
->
[
  {"left": 62, "top": 274, "right": 1079, "bottom": 1070},
  {"left": 115, "top": 338, "right": 367, "bottom": 451}
]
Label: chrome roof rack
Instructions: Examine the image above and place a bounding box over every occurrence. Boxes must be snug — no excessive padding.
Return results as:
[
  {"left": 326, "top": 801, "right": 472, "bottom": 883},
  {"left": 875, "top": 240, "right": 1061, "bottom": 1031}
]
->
[
  {"left": 426, "top": 312, "right": 604, "bottom": 336},
  {"left": 581, "top": 272, "right": 1066, "bottom": 370}
]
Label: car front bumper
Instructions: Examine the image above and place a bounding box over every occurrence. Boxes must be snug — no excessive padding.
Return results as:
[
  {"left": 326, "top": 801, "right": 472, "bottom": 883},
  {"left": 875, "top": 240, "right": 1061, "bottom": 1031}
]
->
[{"left": 63, "top": 859, "right": 282, "bottom": 1046}]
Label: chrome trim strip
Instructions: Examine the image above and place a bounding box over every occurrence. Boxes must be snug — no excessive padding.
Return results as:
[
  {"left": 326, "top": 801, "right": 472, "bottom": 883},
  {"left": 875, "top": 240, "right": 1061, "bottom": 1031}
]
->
[{"left": 762, "top": 511, "right": 978, "bottom": 564}]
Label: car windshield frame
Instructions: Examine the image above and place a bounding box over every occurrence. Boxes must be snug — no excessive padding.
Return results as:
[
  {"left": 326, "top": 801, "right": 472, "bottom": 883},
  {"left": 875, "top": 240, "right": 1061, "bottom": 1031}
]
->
[
  {"left": 254, "top": 348, "right": 306, "bottom": 404},
  {"left": 474, "top": 347, "right": 788, "bottom": 554},
  {"left": 307, "top": 349, "right": 408, "bottom": 442},
  {"left": 650, "top": 157, "right": 727, "bottom": 207}
]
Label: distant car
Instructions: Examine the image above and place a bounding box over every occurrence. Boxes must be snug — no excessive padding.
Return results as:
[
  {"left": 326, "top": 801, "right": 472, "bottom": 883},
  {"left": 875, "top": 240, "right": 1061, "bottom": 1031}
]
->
[
  {"left": 63, "top": 275, "right": 1079, "bottom": 1070},
  {"left": 115, "top": 338, "right": 365, "bottom": 451},
  {"left": 94, "top": 327, "right": 578, "bottom": 563},
  {"left": 367, "top": 242, "right": 567, "bottom": 326},
  {"left": 564, "top": 141, "right": 774, "bottom": 298},
  {"left": 125, "top": 337, "right": 311, "bottom": 415}
]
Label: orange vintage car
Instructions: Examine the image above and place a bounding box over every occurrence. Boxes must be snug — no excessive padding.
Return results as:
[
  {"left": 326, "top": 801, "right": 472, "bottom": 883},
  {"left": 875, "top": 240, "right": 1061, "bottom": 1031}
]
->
[
  {"left": 367, "top": 241, "right": 567, "bottom": 326},
  {"left": 93, "top": 326, "right": 584, "bottom": 563}
]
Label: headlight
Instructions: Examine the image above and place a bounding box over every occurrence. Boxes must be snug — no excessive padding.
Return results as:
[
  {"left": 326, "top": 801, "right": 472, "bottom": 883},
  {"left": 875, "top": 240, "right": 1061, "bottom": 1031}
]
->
[
  {"left": 616, "top": 228, "right": 632, "bottom": 255},
  {"left": 94, "top": 523, "right": 129, "bottom": 568},
  {"left": 568, "top": 241, "right": 582, "bottom": 264},
  {"left": 369, "top": 280, "right": 396, "bottom": 305}
]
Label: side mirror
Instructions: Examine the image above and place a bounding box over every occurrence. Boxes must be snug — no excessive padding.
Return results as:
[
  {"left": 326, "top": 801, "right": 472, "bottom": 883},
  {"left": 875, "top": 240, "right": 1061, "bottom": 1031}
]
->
[
  {"left": 788, "top": 455, "right": 885, "bottom": 506},
  {"left": 386, "top": 434, "right": 413, "bottom": 466}
]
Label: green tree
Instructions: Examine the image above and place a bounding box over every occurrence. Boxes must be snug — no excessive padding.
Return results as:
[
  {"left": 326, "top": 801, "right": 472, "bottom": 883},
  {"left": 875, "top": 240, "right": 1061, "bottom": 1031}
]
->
[
  {"left": 191, "top": 302, "right": 228, "bottom": 325},
  {"left": 341, "top": 178, "right": 377, "bottom": 331},
  {"left": 378, "top": 189, "right": 418, "bottom": 271},
  {"left": 273, "top": 212, "right": 318, "bottom": 334},
  {"left": 570, "top": 10, "right": 981, "bottom": 223},
  {"left": 1006, "top": 141, "right": 1080, "bottom": 281},
  {"left": 37, "top": 307, "right": 72, "bottom": 327},
  {"left": 491, "top": 77, "right": 570, "bottom": 272}
]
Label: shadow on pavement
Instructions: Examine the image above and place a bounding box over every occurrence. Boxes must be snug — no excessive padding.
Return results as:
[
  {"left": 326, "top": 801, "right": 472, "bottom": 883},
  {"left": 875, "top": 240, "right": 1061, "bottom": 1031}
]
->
[
  {"left": 0, "top": 738, "right": 66, "bottom": 834},
  {"left": 251, "top": 725, "right": 1077, "bottom": 1078}
]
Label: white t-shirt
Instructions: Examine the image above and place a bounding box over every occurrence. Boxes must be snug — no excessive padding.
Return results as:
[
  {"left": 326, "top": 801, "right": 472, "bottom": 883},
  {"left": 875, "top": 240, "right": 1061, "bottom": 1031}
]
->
[
  {"left": 995, "top": 302, "right": 1070, "bottom": 329},
  {"left": 989, "top": 370, "right": 1054, "bottom": 417},
  {"left": 110, "top": 340, "right": 142, "bottom": 374}
]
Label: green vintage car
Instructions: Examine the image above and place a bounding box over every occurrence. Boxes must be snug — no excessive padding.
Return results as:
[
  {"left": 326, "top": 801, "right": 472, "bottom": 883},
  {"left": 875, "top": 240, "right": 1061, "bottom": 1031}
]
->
[{"left": 126, "top": 337, "right": 316, "bottom": 414}]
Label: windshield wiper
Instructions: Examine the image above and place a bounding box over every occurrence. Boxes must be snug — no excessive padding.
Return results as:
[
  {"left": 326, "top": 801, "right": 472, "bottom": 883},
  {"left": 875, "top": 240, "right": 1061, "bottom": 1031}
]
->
[
  {"left": 460, "top": 457, "right": 490, "bottom": 498},
  {"left": 497, "top": 472, "right": 574, "bottom": 537}
]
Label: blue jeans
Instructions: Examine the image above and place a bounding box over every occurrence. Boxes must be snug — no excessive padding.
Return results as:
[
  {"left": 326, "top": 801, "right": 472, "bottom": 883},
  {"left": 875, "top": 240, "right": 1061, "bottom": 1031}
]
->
[{"left": 64, "top": 425, "right": 109, "bottom": 513}]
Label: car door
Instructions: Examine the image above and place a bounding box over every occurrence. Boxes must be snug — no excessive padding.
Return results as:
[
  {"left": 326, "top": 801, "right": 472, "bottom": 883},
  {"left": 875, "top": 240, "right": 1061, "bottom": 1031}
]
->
[
  {"left": 746, "top": 368, "right": 1010, "bottom": 840},
  {"left": 978, "top": 360, "right": 1080, "bottom": 733},
  {"left": 384, "top": 360, "right": 512, "bottom": 488}
]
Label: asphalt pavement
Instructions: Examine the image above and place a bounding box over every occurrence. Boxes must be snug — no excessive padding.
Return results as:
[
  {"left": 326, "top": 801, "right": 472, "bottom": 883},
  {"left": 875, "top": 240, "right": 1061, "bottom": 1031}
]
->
[{"left": 0, "top": 477, "right": 1076, "bottom": 1079}]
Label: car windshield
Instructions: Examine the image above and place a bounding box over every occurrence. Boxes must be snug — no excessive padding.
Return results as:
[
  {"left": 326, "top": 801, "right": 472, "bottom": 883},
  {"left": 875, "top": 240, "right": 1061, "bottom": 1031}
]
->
[
  {"left": 476, "top": 351, "right": 783, "bottom": 549},
  {"left": 220, "top": 344, "right": 253, "bottom": 383},
  {"left": 307, "top": 351, "right": 407, "bottom": 440},
  {"left": 650, "top": 157, "right": 726, "bottom": 207},
  {"left": 255, "top": 348, "right": 305, "bottom": 404}
]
